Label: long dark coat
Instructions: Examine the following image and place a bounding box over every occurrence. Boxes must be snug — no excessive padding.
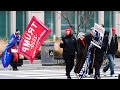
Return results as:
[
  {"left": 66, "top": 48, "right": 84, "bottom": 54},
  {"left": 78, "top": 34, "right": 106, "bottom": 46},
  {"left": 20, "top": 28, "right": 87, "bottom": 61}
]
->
[{"left": 74, "top": 38, "right": 88, "bottom": 74}]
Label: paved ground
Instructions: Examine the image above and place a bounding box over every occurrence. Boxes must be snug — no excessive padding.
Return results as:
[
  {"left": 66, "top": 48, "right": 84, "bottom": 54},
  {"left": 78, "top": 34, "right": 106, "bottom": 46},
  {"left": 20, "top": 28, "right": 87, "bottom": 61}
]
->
[
  {"left": 0, "top": 68, "right": 119, "bottom": 79},
  {"left": 0, "top": 58, "right": 119, "bottom": 79}
]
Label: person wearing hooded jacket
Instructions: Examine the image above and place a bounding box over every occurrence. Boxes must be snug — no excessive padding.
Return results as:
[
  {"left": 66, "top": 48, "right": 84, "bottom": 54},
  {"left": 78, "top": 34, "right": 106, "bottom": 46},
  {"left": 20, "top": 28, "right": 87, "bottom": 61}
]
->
[
  {"left": 103, "top": 27, "right": 118, "bottom": 76},
  {"left": 9, "top": 29, "right": 21, "bottom": 71},
  {"left": 85, "top": 28, "right": 94, "bottom": 77},
  {"left": 74, "top": 32, "right": 88, "bottom": 77},
  {"left": 93, "top": 28, "right": 108, "bottom": 79},
  {"left": 60, "top": 27, "right": 78, "bottom": 79}
]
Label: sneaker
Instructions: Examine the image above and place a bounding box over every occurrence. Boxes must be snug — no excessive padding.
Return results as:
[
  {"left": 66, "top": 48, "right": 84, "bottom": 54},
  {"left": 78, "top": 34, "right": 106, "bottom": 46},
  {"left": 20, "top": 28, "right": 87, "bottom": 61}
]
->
[
  {"left": 89, "top": 74, "right": 94, "bottom": 77},
  {"left": 75, "top": 73, "right": 79, "bottom": 78},
  {"left": 103, "top": 71, "right": 106, "bottom": 76},
  {"left": 13, "top": 68, "right": 18, "bottom": 71},
  {"left": 94, "top": 75, "right": 101, "bottom": 79},
  {"left": 86, "top": 74, "right": 93, "bottom": 78},
  {"left": 67, "top": 76, "right": 71, "bottom": 79},
  {"left": 86, "top": 74, "right": 90, "bottom": 78}
]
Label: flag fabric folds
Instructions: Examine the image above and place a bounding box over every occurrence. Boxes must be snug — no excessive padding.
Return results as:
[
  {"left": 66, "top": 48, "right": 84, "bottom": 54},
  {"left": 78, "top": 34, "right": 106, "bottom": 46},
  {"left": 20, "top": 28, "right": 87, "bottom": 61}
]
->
[
  {"left": 1, "top": 34, "right": 20, "bottom": 68},
  {"left": 18, "top": 16, "right": 51, "bottom": 63},
  {"left": 79, "top": 43, "right": 93, "bottom": 79}
]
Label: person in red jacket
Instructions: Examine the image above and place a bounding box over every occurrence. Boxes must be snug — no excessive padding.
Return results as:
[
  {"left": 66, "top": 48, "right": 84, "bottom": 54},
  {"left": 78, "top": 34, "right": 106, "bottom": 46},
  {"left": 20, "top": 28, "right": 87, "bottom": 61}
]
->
[{"left": 10, "top": 29, "right": 21, "bottom": 71}]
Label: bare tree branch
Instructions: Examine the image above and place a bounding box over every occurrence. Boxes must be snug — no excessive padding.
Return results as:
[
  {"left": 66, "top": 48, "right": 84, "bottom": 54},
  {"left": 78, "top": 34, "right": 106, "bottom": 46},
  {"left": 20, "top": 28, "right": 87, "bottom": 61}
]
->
[
  {"left": 56, "top": 11, "right": 77, "bottom": 36},
  {"left": 77, "top": 11, "right": 95, "bottom": 33},
  {"left": 56, "top": 11, "right": 95, "bottom": 36}
]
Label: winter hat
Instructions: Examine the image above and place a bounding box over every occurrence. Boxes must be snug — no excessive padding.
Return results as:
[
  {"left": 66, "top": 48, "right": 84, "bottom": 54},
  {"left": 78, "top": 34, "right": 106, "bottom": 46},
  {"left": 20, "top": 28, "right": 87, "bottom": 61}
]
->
[
  {"left": 15, "top": 29, "right": 20, "bottom": 34},
  {"left": 112, "top": 27, "right": 116, "bottom": 33},
  {"left": 90, "top": 27, "right": 95, "bottom": 36},
  {"left": 65, "top": 27, "right": 72, "bottom": 36},
  {"left": 77, "top": 32, "right": 85, "bottom": 39}
]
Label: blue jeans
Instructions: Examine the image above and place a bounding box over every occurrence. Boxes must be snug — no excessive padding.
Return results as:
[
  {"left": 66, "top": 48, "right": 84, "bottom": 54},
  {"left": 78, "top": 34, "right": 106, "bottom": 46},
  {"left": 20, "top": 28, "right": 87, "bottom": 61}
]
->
[{"left": 103, "top": 54, "right": 114, "bottom": 75}]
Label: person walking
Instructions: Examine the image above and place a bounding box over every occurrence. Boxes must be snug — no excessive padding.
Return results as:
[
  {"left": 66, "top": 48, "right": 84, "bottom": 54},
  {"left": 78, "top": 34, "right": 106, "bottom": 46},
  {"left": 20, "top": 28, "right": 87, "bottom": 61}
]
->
[
  {"left": 74, "top": 32, "right": 88, "bottom": 77},
  {"left": 60, "top": 27, "right": 78, "bottom": 79},
  {"left": 85, "top": 28, "right": 95, "bottom": 77},
  {"left": 103, "top": 27, "right": 118, "bottom": 76}
]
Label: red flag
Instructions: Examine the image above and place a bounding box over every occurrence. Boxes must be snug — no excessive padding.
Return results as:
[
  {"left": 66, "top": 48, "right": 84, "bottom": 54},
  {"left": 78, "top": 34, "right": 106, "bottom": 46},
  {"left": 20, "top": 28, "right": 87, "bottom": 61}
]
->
[{"left": 18, "top": 16, "right": 51, "bottom": 63}]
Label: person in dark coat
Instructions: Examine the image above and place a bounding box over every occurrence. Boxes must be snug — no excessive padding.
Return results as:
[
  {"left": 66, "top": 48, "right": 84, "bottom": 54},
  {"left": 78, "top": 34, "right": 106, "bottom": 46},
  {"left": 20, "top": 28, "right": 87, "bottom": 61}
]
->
[
  {"left": 85, "top": 28, "right": 94, "bottom": 76},
  {"left": 60, "top": 27, "right": 78, "bottom": 79},
  {"left": 103, "top": 27, "right": 118, "bottom": 76},
  {"left": 93, "top": 31, "right": 108, "bottom": 79},
  {"left": 74, "top": 32, "right": 88, "bottom": 76}
]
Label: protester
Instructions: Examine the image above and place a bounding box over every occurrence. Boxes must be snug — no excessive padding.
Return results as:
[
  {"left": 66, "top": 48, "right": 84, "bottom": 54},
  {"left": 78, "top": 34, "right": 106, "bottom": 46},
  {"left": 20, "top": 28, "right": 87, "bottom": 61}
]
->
[
  {"left": 93, "top": 25, "right": 108, "bottom": 79},
  {"left": 60, "top": 27, "right": 78, "bottom": 79},
  {"left": 9, "top": 29, "right": 21, "bottom": 71},
  {"left": 103, "top": 27, "right": 118, "bottom": 77},
  {"left": 85, "top": 27, "right": 95, "bottom": 77},
  {"left": 74, "top": 32, "right": 88, "bottom": 77}
]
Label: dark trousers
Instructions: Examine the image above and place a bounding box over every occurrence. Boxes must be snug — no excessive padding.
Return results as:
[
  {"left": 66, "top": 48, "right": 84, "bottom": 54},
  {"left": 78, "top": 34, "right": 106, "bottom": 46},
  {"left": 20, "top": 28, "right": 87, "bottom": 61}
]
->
[
  {"left": 11, "top": 62, "right": 18, "bottom": 70},
  {"left": 88, "top": 62, "right": 93, "bottom": 75},
  {"left": 10, "top": 56, "right": 18, "bottom": 70},
  {"left": 74, "top": 55, "right": 86, "bottom": 74},
  {"left": 63, "top": 54, "right": 74, "bottom": 77},
  {"left": 94, "top": 60, "right": 103, "bottom": 77}
]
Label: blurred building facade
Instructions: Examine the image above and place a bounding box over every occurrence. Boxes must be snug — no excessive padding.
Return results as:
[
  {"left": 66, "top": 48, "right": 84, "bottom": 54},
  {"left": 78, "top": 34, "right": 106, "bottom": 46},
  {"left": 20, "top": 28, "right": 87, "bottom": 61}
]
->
[{"left": 0, "top": 11, "right": 119, "bottom": 38}]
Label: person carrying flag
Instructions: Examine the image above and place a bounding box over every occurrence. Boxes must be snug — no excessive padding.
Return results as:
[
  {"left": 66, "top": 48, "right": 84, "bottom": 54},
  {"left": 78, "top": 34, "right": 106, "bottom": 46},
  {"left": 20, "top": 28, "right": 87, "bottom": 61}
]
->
[
  {"left": 10, "top": 29, "right": 21, "bottom": 71},
  {"left": 1, "top": 29, "right": 21, "bottom": 70},
  {"left": 74, "top": 32, "right": 88, "bottom": 77}
]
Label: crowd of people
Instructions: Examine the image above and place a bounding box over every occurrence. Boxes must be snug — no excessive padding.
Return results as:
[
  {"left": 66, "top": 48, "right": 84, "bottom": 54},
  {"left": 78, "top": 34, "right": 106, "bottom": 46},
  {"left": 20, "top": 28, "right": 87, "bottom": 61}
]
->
[
  {"left": 1, "top": 24, "right": 118, "bottom": 79},
  {"left": 60, "top": 24, "right": 118, "bottom": 79}
]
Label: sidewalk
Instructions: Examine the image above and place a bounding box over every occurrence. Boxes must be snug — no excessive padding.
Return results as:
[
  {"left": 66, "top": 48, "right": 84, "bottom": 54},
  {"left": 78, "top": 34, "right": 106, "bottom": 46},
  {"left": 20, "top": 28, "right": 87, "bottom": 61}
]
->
[
  {"left": 101, "top": 58, "right": 120, "bottom": 68},
  {"left": 0, "top": 58, "right": 119, "bottom": 70},
  {"left": 0, "top": 59, "right": 66, "bottom": 70}
]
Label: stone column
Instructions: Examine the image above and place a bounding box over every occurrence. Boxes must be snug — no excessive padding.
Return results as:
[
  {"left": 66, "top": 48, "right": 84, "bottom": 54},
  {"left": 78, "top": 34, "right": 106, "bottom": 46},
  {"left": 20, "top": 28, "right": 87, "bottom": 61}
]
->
[
  {"left": 98, "top": 11, "right": 104, "bottom": 25},
  {"left": 75, "top": 11, "right": 78, "bottom": 36},
  {"left": 26, "top": 11, "right": 44, "bottom": 24},
  {"left": 55, "top": 11, "right": 61, "bottom": 38},
  {"left": 10, "top": 11, "right": 16, "bottom": 35},
  {"left": 114, "top": 11, "right": 120, "bottom": 36}
]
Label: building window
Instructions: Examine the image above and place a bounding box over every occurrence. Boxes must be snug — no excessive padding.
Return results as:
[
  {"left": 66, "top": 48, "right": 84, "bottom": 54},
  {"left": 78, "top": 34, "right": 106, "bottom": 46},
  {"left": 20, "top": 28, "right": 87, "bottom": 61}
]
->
[
  {"left": 104, "top": 11, "right": 115, "bottom": 32},
  {"left": 44, "top": 11, "right": 55, "bottom": 38},
  {"left": 16, "top": 11, "right": 27, "bottom": 35},
  {"left": 94, "top": 11, "right": 98, "bottom": 24},
  {"left": 111, "top": 11, "right": 114, "bottom": 27},
  {"left": 85, "top": 11, "right": 98, "bottom": 34},
  {"left": 79, "top": 11, "right": 98, "bottom": 34},
  {"left": 0, "top": 11, "right": 10, "bottom": 38}
]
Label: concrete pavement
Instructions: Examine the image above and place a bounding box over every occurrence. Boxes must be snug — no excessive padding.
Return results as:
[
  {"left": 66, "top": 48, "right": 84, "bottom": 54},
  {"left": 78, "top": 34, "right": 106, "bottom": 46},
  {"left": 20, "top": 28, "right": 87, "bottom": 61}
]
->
[
  {"left": 0, "top": 58, "right": 119, "bottom": 79},
  {"left": 0, "top": 58, "right": 120, "bottom": 70}
]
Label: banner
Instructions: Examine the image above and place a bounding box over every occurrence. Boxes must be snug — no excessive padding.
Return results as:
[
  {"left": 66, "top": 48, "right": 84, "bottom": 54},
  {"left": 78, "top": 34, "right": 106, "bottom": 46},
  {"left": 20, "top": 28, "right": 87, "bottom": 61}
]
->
[
  {"left": 91, "top": 23, "right": 105, "bottom": 49},
  {"left": 18, "top": 16, "right": 51, "bottom": 63}
]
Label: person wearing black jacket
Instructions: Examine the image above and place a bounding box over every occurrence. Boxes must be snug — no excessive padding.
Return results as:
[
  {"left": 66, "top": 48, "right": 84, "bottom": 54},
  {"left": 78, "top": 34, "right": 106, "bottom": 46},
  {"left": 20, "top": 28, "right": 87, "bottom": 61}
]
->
[
  {"left": 103, "top": 27, "right": 118, "bottom": 76},
  {"left": 60, "top": 27, "right": 77, "bottom": 79},
  {"left": 85, "top": 28, "right": 94, "bottom": 77},
  {"left": 93, "top": 32, "right": 108, "bottom": 79},
  {"left": 92, "top": 24, "right": 108, "bottom": 79},
  {"left": 74, "top": 32, "right": 87, "bottom": 76}
]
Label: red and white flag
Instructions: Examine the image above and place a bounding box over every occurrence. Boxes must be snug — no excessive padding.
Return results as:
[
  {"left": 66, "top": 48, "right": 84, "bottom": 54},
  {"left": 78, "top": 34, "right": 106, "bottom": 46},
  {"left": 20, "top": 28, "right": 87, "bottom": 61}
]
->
[{"left": 18, "top": 16, "right": 51, "bottom": 63}]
